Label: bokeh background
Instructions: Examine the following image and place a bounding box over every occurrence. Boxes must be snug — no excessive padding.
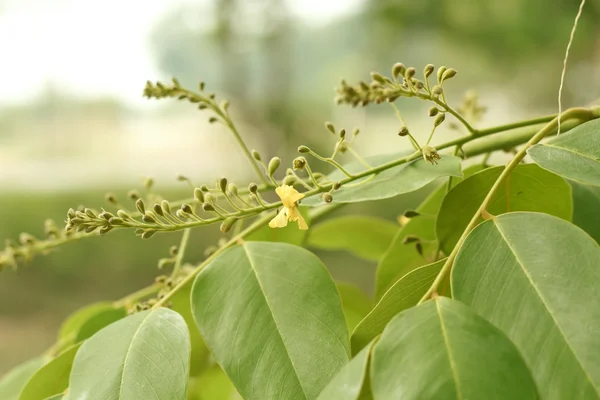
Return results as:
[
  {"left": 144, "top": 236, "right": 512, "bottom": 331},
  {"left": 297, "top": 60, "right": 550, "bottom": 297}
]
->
[{"left": 1, "top": 0, "right": 599, "bottom": 375}]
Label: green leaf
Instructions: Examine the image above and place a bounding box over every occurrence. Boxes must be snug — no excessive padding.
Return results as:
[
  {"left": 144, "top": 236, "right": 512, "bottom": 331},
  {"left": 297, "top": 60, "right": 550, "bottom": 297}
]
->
[
  {"left": 452, "top": 212, "right": 600, "bottom": 399},
  {"left": 170, "top": 279, "right": 210, "bottom": 377},
  {"left": 307, "top": 216, "right": 397, "bottom": 261},
  {"left": 247, "top": 206, "right": 310, "bottom": 246},
  {"left": 351, "top": 259, "right": 444, "bottom": 355},
  {"left": 302, "top": 153, "right": 463, "bottom": 206},
  {"left": 371, "top": 297, "right": 538, "bottom": 400},
  {"left": 69, "top": 308, "right": 191, "bottom": 400},
  {"left": 336, "top": 282, "right": 373, "bottom": 333},
  {"left": 317, "top": 341, "right": 374, "bottom": 400},
  {"left": 373, "top": 164, "right": 486, "bottom": 300},
  {"left": 0, "top": 358, "right": 47, "bottom": 400},
  {"left": 437, "top": 163, "right": 572, "bottom": 254},
  {"left": 74, "top": 306, "right": 127, "bottom": 342},
  {"left": 187, "top": 365, "right": 241, "bottom": 400},
  {"left": 191, "top": 242, "right": 349, "bottom": 400},
  {"left": 528, "top": 119, "right": 600, "bottom": 186},
  {"left": 43, "top": 395, "right": 63, "bottom": 400},
  {"left": 58, "top": 302, "right": 114, "bottom": 340},
  {"left": 569, "top": 180, "right": 600, "bottom": 243},
  {"left": 19, "top": 343, "right": 81, "bottom": 400}
]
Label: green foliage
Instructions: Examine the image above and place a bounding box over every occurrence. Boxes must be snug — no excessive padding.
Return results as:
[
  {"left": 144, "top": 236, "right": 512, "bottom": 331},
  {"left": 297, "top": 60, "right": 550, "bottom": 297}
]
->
[
  {"left": 569, "top": 180, "right": 600, "bottom": 242},
  {"left": 371, "top": 297, "right": 538, "bottom": 400},
  {"left": 307, "top": 216, "right": 397, "bottom": 261},
  {"left": 0, "top": 358, "right": 47, "bottom": 400},
  {"left": 336, "top": 282, "right": 373, "bottom": 333},
  {"left": 452, "top": 212, "right": 600, "bottom": 399}
]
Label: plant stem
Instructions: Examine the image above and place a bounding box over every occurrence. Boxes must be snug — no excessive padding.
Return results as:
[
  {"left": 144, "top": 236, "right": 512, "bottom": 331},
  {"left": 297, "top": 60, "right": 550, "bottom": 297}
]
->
[
  {"left": 171, "top": 228, "right": 191, "bottom": 277},
  {"left": 418, "top": 107, "right": 597, "bottom": 304}
]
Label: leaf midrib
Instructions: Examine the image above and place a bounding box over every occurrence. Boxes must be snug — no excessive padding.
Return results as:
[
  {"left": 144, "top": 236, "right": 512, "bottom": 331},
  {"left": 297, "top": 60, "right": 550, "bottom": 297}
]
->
[
  {"left": 435, "top": 299, "right": 463, "bottom": 400},
  {"left": 493, "top": 218, "right": 600, "bottom": 396}
]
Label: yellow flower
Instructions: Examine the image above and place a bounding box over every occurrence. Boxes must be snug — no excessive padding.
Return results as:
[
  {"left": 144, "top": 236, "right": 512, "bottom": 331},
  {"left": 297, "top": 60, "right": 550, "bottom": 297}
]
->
[{"left": 269, "top": 185, "right": 308, "bottom": 230}]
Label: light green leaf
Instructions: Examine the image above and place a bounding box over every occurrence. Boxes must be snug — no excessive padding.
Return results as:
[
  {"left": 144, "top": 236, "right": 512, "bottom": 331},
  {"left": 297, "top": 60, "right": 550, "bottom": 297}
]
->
[
  {"left": 19, "top": 343, "right": 81, "bottom": 400},
  {"left": 307, "top": 216, "right": 397, "bottom": 261},
  {"left": 336, "top": 282, "right": 373, "bottom": 333},
  {"left": 58, "top": 302, "right": 113, "bottom": 340},
  {"left": 247, "top": 206, "right": 310, "bottom": 246},
  {"left": 74, "top": 306, "right": 127, "bottom": 342},
  {"left": 352, "top": 259, "right": 444, "bottom": 355},
  {"left": 371, "top": 297, "right": 538, "bottom": 400},
  {"left": 170, "top": 279, "right": 210, "bottom": 377},
  {"left": 452, "top": 212, "right": 600, "bottom": 400},
  {"left": 317, "top": 341, "right": 374, "bottom": 400},
  {"left": 569, "top": 180, "right": 600, "bottom": 243},
  {"left": 528, "top": 119, "right": 600, "bottom": 186},
  {"left": 302, "top": 153, "right": 462, "bottom": 206},
  {"left": 187, "top": 365, "right": 241, "bottom": 400},
  {"left": 191, "top": 242, "right": 349, "bottom": 400},
  {"left": 69, "top": 308, "right": 191, "bottom": 400},
  {"left": 374, "top": 164, "right": 485, "bottom": 300},
  {"left": 43, "top": 395, "right": 63, "bottom": 400},
  {"left": 437, "top": 163, "right": 572, "bottom": 254},
  {"left": 0, "top": 358, "right": 47, "bottom": 400}
]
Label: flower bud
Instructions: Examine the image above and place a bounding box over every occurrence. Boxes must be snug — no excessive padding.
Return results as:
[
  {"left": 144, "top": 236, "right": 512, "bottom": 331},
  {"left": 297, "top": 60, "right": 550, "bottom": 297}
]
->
[
  {"left": 105, "top": 193, "right": 118, "bottom": 205},
  {"left": 293, "top": 157, "right": 307, "bottom": 171},
  {"left": 248, "top": 183, "right": 258, "bottom": 194},
  {"left": 220, "top": 217, "right": 238, "bottom": 233},
  {"left": 200, "top": 185, "right": 209, "bottom": 192},
  {"left": 370, "top": 72, "right": 386, "bottom": 84},
  {"left": 434, "top": 113, "right": 446, "bottom": 127},
  {"left": 424, "top": 64, "right": 434, "bottom": 78},
  {"left": 141, "top": 230, "right": 156, "bottom": 239},
  {"left": 204, "top": 193, "right": 214, "bottom": 203},
  {"left": 161, "top": 200, "right": 171, "bottom": 215},
  {"left": 268, "top": 157, "right": 281, "bottom": 176},
  {"left": 405, "top": 67, "right": 416, "bottom": 79},
  {"left": 208, "top": 117, "right": 218, "bottom": 124},
  {"left": 127, "top": 190, "right": 140, "bottom": 200},
  {"left": 142, "top": 213, "right": 156, "bottom": 224},
  {"left": 432, "top": 85, "right": 443, "bottom": 96},
  {"left": 194, "top": 188, "right": 204, "bottom": 203},
  {"left": 202, "top": 203, "right": 214, "bottom": 212},
  {"left": 392, "top": 62, "right": 406, "bottom": 78},
  {"left": 218, "top": 177, "right": 228, "bottom": 192},
  {"left": 339, "top": 129, "right": 346, "bottom": 139},
  {"left": 398, "top": 126, "right": 409, "bottom": 137},
  {"left": 322, "top": 193, "right": 333, "bottom": 203},
  {"left": 252, "top": 150, "right": 261, "bottom": 161},
  {"left": 228, "top": 183, "right": 238, "bottom": 195},
  {"left": 298, "top": 145, "right": 310, "bottom": 153},
  {"left": 153, "top": 204, "right": 164, "bottom": 216},
  {"left": 136, "top": 199, "right": 145, "bottom": 215},
  {"left": 437, "top": 66, "right": 447, "bottom": 83},
  {"left": 181, "top": 203, "right": 193, "bottom": 214},
  {"left": 428, "top": 107, "right": 439, "bottom": 117},
  {"left": 325, "top": 122, "right": 335, "bottom": 134},
  {"left": 333, "top": 182, "right": 342, "bottom": 190},
  {"left": 282, "top": 175, "right": 297, "bottom": 186},
  {"left": 441, "top": 68, "right": 457, "bottom": 82}
]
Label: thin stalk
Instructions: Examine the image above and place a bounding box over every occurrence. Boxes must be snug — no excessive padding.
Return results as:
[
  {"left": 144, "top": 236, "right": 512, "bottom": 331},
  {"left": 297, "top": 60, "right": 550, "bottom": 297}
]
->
[{"left": 171, "top": 228, "right": 191, "bottom": 277}]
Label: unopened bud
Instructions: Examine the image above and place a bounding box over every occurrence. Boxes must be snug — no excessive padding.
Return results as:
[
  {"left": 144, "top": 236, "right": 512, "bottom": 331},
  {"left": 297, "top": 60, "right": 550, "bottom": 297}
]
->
[
  {"left": 434, "top": 113, "right": 446, "bottom": 127},
  {"left": 392, "top": 62, "right": 406, "bottom": 78},
  {"left": 136, "top": 199, "right": 145, "bottom": 215},
  {"left": 370, "top": 72, "right": 386, "bottom": 84},
  {"left": 298, "top": 145, "right": 310, "bottom": 153},
  {"left": 333, "top": 182, "right": 342, "bottom": 190},
  {"left": 220, "top": 217, "right": 238, "bottom": 233},
  {"left": 169, "top": 245, "right": 178, "bottom": 257},
  {"left": 105, "top": 193, "right": 118, "bottom": 205},
  {"left": 194, "top": 188, "right": 204, "bottom": 203},
  {"left": 200, "top": 185, "right": 209, "bottom": 192},
  {"left": 208, "top": 117, "right": 218, "bottom": 124},
  {"left": 127, "top": 190, "right": 140, "bottom": 200},
  {"left": 161, "top": 200, "right": 171, "bottom": 215},
  {"left": 432, "top": 85, "right": 443, "bottom": 96},
  {"left": 181, "top": 203, "right": 193, "bottom": 214},
  {"left": 202, "top": 203, "right": 215, "bottom": 212},
  {"left": 405, "top": 67, "right": 416, "bottom": 79},
  {"left": 293, "top": 157, "right": 307, "bottom": 171},
  {"left": 177, "top": 174, "right": 188, "bottom": 182},
  {"left": 108, "top": 217, "right": 124, "bottom": 225},
  {"left": 268, "top": 157, "right": 281, "bottom": 176},
  {"left": 248, "top": 183, "right": 258, "bottom": 194},
  {"left": 322, "top": 193, "right": 333, "bottom": 203},
  {"left": 441, "top": 68, "right": 457, "bottom": 82},
  {"left": 204, "top": 193, "right": 214, "bottom": 203},
  {"left": 228, "top": 183, "right": 238, "bottom": 195},
  {"left": 424, "top": 64, "right": 434, "bottom": 78},
  {"left": 325, "top": 122, "right": 335, "bottom": 134},
  {"left": 437, "top": 66, "right": 447, "bottom": 84},
  {"left": 339, "top": 129, "right": 346, "bottom": 139},
  {"left": 221, "top": 100, "right": 230, "bottom": 112},
  {"left": 252, "top": 150, "right": 261, "bottom": 161},
  {"left": 153, "top": 204, "right": 164, "bottom": 216},
  {"left": 141, "top": 230, "right": 156, "bottom": 239},
  {"left": 218, "top": 177, "right": 228, "bottom": 192},
  {"left": 143, "top": 177, "right": 154, "bottom": 190},
  {"left": 398, "top": 126, "right": 409, "bottom": 137},
  {"left": 282, "top": 175, "right": 297, "bottom": 186},
  {"left": 428, "top": 107, "right": 439, "bottom": 117},
  {"left": 142, "top": 213, "right": 156, "bottom": 224}
]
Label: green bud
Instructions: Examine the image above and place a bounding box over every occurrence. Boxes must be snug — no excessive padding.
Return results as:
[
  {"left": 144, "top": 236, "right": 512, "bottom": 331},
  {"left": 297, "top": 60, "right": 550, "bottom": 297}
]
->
[
  {"left": 322, "top": 193, "right": 333, "bottom": 203},
  {"left": 19, "top": 233, "right": 36, "bottom": 245},
  {"left": 333, "top": 182, "right": 342, "bottom": 190},
  {"left": 204, "top": 193, "right": 214, "bottom": 203},
  {"left": 293, "top": 157, "right": 307, "bottom": 171},
  {"left": 404, "top": 210, "right": 420, "bottom": 218},
  {"left": 441, "top": 68, "right": 457, "bottom": 82},
  {"left": 181, "top": 203, "right": 193, "bottom": 214},
  {"left": 221, "top": 100, "right": 230, "bottom": 112},
  {"left": 105, "top": 193, "right": 118, "bottom": 205},
  {"left": 437, "top": 66, "right": 447, "bottom": 83},
  {"left": 428, "top": 107, "right": 439, "bottom": 117},
  {"left": 252, "top": 149, "right": 262, "bottom": 161},
  {"left": 268, "top": 157, "right": 281, "bottom": 176},
  {"left": 325, "top": 122, "right": 336, "bottom": 134},
  {"left": 202, "top": 203, "right": 215, "bottom": 212},
  {"left": 220, "top": 216, "right": 238, "bottom": 233},
  {"left": 84, "top": 208, "right": 96, "bottom": 218},
  {"left": 153, "top": 204, "right": 164, "bottom": 216},
  {"left": 161, "top": 200, "right": 171, "bottom": 215},
  {"left": 414, "top": 81, "right": 424, "bottom": 90},
  {"left": 143, "top": 177, "right": 154, "bottom": 190},
  {"left": 208, "top": 117, "right": 218, "bottom": 124},
  {"left": 142, "top": 213, "right": 156, "bottom": 224},
  {"left": 67, "top": 208, "right": 76, "bottom": 219},
  {"left": 127, "top": 190, "right": 140, "bottom": 200},
  {"left": 99, "top": 226, "right": 113, "bottom": 235},
  {"left": 424, "top": 64, "right": 434, "bottom": 78},
  {"left": 432, "top": 85, "right": 443, "bottom": 96},
  {"left": 339, "top": 129, "right": 346, "bottom": 139},
  {"left": 218, "top": 177, "right": 228, "bottom": 192},
  {"left": 298, "top": 145, "right": 310, "bottom": 153},
  {"left": 177, "top": 174, "right": 188, "bottom": 182},
  {"left": 352, "top": 128, "right": 360, "bottom": 137},
  {"left": 194, "top": 188, "right": 204, "bottom": 203},
  {"left": 199, "top": 81, "right": 205, "bottom": 91},
  {"left": 248, "top": 183, "right": 258, "bottom": 194},
  {"left": 85, "top": 226, "right": 98, "bottom": 234},
  {"left": 198, "top": 104, "right": 207, "bottom": 110},
  {"left": 405, "top": 67, "right": 416, "bottom": 79},
  {"left": 108, "top": 217, "right": 124, "bottom": 225},
  {"left": 169, "top": 245, "right": 178, "bottom": 257},
  {"left": 434, "top": 113, "right": 446, "bottom": 127},
  {"left": 392, "top": 62, "right": 406, "bottom": 78},
  {"left": 175, "top": 210, "right": 187, "bottom": 219},
  {"left": 282, "top": 175, "right": 296, "bottom": 186},
  {"left": 117, "top": 210, "right": 131, "bottom": 220},
  {"left": 398, "top": 126, "right": 409, "bottom": 137},
  {"left": 370, "top": 72, "right": 386, "bottom": 84},
  {"left": 136, "top": 199, "right": 146, "bottom": 215},
  {"left": 141, "top": 230, "right": 156, "bottom": 240},
  {"left": 200, "top": 185, "right": 209, "bottom": 192},
  {"left": 228, "top": 183, "right": 238, "bottom": 195}
]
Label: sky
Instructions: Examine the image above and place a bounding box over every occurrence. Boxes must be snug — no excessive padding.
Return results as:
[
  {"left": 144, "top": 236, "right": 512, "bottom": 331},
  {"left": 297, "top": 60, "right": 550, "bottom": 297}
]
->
[{"left": 0, "top": 0, "right": 364, "bottom": 107}]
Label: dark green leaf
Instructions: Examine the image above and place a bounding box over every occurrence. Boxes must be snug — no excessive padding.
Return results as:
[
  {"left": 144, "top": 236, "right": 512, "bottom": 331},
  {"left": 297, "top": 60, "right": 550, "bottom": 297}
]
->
[
  {"left": 352, "top": 259, "right": 444, "bottom": 355},
  {"left": 569, "top": 180, "right": 600, "bottom": 243},
  {"left": 528, "top": 119, "right": 600, "bottom": 186},
  {"left": 336, "top": 282, "right": 373, "bottom": 333},
  {"left": 19, "top": 343, "right": 81, "bottom": 400},
  {"left": 58, "top": 302, "right": 113, "bottom": 340},
  {"left": 307, "top": 216, "right": 397, "bottom": 261},
  {"left": 0, "top": 358, "right": 47, "bottom": 400},
  {"left": 247, "top": 206, "right": 310, "bottom": 245},
  {"left": 437, "top": 164, "right": 572, "bottom": 254},
  {"left": 69, "top": 308, "right": 190, "bottom": 400},
  {"left": 191, "top": 242, "right": 349, "bottom": 400},
  {"left": 302, "top": 154, "right": 462, "bottom": 206},
  {"left": 452, "top": 212, "right": 600, "bottom": 399},
  {"left": 371, "top": 297, "right": 538, "bottom": 400},
  {"left": 317, "top": 341, "right": 374, "bottom": 400}
]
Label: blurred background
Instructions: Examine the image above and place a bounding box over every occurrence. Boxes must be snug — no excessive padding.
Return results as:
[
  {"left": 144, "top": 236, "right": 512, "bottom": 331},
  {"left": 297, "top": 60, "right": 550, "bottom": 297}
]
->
[{"left": 1, "top": 0, "right": 599, "bottom": 375}]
